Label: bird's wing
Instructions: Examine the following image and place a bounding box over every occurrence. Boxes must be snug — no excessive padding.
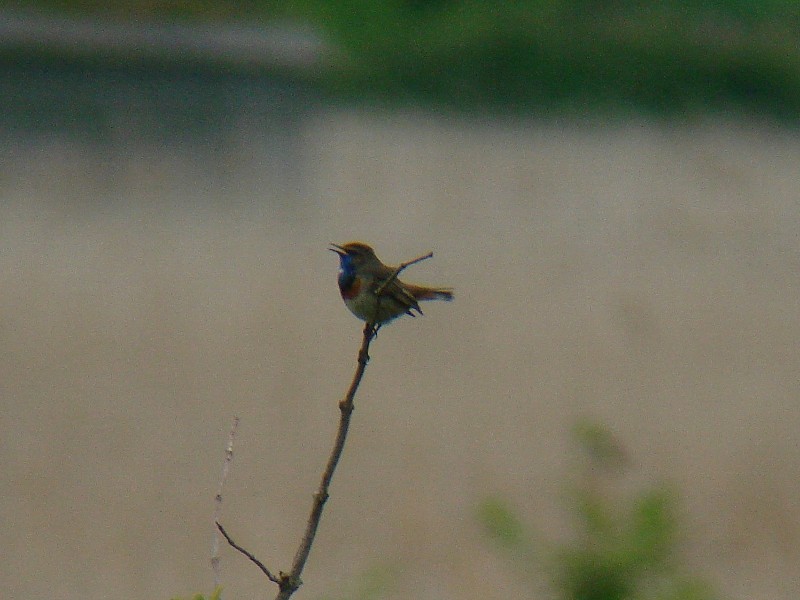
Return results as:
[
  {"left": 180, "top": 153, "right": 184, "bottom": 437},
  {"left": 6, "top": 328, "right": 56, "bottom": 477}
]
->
[{"left": 372, "top": 277, "right": 422, "bottom": 314}]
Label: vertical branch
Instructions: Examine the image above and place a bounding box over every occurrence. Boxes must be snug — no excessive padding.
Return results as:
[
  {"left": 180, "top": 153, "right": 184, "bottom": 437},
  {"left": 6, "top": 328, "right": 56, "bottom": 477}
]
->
[
  {"left": 218, "top": 249, "right": 434, "bottom": 599},
  {"left": 275, "top": 322, "right": 375, "bottom": 600}
]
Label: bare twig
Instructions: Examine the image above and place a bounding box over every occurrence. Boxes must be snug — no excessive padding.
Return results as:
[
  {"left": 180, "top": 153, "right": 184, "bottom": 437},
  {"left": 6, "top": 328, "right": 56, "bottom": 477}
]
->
[
  {"left": 212, "top": 415, "right": 239, "bottom": 588},
  {"left": 372, "top": 251, "right": 433, "bottom": 332},
  {"left": 375, "top": 251, "right": 433, "bottom": 297}
]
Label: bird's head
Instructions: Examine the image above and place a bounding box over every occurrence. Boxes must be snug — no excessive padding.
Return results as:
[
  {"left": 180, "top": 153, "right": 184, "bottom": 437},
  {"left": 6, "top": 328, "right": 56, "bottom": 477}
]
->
[{"left": 329, "top": 242, "right": 379, "bottom": 270}]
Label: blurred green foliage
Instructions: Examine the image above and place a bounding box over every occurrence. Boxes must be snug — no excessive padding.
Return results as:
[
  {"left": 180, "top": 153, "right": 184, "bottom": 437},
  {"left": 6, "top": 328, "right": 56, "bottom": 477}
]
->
[
  {"left": 170, "top": 586, "right": 222, "bottom": 600},
  {"left": 317, "top": 564, "right": 397, "bottom": 600},
  {"left": 478, "top": 421, "right": 718, "bottom": 600},
  {"left": 11, "top": 0, "right": 800, "bottom": 118}
]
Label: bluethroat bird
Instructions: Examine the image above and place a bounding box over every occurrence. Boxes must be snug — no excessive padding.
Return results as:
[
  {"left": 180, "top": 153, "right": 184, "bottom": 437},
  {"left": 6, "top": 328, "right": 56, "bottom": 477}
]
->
[{"left": 330, "top": 242, "right": 453, "bottom": 325}]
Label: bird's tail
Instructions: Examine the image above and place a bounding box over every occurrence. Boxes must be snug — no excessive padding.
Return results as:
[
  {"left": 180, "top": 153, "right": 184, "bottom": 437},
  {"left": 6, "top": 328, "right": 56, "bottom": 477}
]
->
[{"left": 407, "top": 284, "right": 454, "bottom": 302}]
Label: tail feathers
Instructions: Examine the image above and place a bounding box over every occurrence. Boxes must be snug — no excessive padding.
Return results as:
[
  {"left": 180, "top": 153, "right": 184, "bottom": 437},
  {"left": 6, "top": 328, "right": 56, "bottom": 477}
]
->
[{"left": 409, "top": 285, "right": 454, "bottom": 302}]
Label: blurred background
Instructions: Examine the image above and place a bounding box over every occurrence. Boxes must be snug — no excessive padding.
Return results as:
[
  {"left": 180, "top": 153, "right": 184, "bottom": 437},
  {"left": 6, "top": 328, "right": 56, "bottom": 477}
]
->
[{"left": 2, "top": 3, "right": 799, "bottom": 600}]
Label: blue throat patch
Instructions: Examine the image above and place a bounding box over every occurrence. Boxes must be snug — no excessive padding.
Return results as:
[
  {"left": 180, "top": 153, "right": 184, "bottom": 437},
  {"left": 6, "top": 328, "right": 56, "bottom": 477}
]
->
[{"left": 337, "top": 255, "right": 356, "bottom": 290}]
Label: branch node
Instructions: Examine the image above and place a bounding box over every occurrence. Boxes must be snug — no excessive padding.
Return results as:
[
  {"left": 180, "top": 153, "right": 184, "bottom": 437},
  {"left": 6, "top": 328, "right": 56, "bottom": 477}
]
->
[{"left": 278, "top": 572, "right": 302, "bottom": 594}]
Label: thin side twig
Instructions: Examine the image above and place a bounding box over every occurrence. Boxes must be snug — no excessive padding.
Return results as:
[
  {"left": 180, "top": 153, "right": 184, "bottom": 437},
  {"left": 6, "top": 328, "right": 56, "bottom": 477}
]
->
[{"left": 216, "top": 521, "right": 281, "bottom": 585}]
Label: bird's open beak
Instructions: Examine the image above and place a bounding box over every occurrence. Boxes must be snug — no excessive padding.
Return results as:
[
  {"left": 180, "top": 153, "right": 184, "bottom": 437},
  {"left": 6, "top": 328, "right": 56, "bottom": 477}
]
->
[{"left": 329, "top": 243, "right": 346, "bottom": 256}]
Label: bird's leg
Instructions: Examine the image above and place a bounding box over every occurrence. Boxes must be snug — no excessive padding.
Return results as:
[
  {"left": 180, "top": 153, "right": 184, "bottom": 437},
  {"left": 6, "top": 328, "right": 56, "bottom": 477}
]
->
[{"left": 372, "top": 292, "right": 383, "bottom": 337}]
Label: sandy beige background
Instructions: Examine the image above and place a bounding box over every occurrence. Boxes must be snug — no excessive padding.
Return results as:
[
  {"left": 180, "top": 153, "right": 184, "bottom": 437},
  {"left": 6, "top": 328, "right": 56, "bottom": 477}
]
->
[{"left": 2, "top": 111, "right": 799, "bottom": 600}]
